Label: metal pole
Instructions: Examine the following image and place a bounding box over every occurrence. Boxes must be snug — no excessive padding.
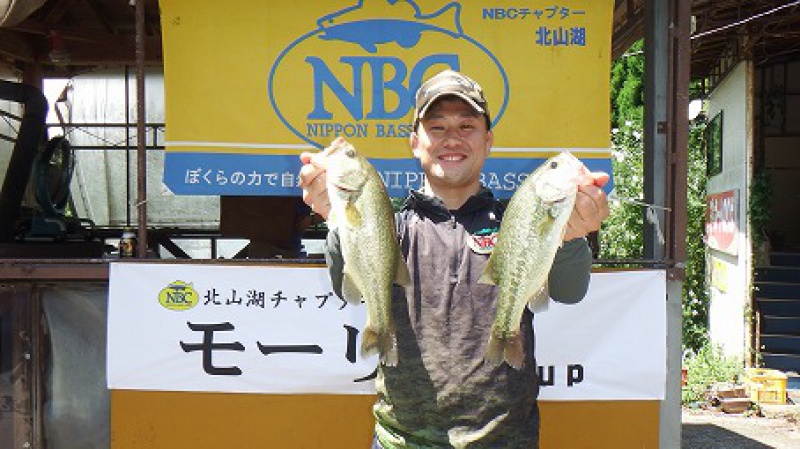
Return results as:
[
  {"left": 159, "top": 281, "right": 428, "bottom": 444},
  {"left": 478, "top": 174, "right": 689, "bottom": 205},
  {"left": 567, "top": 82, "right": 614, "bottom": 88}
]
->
[
  {"left": 125, "top": 65, "right": 132, "bottom": 227},
  {"left": 135, "top": 0, "right": 148, "bottom": 257},
  {"left": 663, "top": 280, "right": 683, "bottom": 448},
  {"left": 667, "top": 0, "right": 690, "bottom": 278},
  {"left": 644, "top": 0, "right": 668, "bottom": 262},
  {"left": 646, "top": 0, "right": 691, "bottom": 446},
  {"left": 30, "top": 285, "right": 44, "bottom": 449}
]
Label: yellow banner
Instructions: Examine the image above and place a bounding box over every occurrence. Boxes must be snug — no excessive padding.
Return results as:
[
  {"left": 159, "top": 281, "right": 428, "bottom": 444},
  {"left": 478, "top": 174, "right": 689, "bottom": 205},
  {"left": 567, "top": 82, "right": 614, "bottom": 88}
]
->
[{"left": 160, "top": 0, "right": 613, "bottom": 195}]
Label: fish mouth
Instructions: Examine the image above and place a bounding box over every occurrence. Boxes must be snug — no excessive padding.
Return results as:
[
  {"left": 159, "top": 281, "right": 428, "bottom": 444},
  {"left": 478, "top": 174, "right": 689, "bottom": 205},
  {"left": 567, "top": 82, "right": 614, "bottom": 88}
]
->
[
  {"left": 333, "top": 182, "right": 359, "bottom": 194},
  {"left": 548, "top": 196, "right": 569, "bottom": 206},
  {"left": 538, "top": 183, "right": 572, "bottom": 204},
  {"left": 542, "top": 191, "right": 572, "bottom": 205}
]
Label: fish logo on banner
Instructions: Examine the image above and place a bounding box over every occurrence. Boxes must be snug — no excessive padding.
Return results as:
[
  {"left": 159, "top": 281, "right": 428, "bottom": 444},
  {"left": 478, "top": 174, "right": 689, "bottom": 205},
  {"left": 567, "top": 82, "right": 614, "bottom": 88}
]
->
[
  {"left": 158, "top": 280, "right": 200, "bottom": 311},
  {"left": 268, "top": 0, "right": 510, "bottom": 149}
]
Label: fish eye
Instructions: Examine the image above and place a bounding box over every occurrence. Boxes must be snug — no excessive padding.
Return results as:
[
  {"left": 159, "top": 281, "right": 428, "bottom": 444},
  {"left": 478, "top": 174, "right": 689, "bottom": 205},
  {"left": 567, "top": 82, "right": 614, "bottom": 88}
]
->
[
  {"left": 550, "top": 161, "right": 558, "bottom": 169},
  {"left": 345, "top": 147, "right": 356, "bottom": 157}
]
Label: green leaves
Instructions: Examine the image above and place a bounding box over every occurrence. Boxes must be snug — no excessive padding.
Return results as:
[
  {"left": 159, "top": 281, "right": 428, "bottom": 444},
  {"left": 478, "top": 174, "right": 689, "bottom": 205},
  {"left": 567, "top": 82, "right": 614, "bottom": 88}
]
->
[
  {"left": 682, "top": 343, "right": 743, "bottom": 404},
  {"left": 602, "top": 120, "right": 644, "bottom": 261},
  {"left": 749, "top": 169, "right": 772, "bottom": 246}
]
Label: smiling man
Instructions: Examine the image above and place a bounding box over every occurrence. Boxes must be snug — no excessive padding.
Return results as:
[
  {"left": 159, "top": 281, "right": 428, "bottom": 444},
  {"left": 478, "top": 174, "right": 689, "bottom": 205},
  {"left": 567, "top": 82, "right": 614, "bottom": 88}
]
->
[{"left": 299, "top": 70, "right": 610, "bottom": 448}]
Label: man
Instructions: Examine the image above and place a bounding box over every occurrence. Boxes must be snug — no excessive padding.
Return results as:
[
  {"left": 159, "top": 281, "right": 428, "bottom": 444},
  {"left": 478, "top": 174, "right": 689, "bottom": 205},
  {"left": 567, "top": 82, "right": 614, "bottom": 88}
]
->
[{"left": 299, "top": 70, "right": 609, "bottom": 448}]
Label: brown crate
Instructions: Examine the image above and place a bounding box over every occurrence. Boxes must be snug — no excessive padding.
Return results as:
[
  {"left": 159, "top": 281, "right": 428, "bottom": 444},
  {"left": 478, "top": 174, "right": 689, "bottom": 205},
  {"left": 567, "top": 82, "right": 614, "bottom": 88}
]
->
[{"left": 720, "top": 398, "right": 751, "bottom": 414}]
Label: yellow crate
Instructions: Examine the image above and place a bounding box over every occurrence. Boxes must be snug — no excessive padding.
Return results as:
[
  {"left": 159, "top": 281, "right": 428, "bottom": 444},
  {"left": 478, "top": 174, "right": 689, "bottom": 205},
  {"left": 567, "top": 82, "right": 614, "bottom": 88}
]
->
[{"left": 744, "top": 368, "right": 787, "bottom": 405}]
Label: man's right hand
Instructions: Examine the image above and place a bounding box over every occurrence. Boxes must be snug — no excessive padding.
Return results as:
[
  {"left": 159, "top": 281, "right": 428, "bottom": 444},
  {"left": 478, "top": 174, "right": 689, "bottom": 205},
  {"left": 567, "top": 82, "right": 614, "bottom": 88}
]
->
[{"left": 298, "top": 141, "right": 338, "bottom": 220}]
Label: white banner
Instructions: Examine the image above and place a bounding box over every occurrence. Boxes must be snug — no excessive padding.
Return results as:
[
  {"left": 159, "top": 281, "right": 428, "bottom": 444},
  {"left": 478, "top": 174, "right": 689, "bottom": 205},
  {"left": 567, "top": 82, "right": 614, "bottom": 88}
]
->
[
  {"left": 107, "top": 264, "right": 665, "bottom": 400},
  {"left": 536, "top": 270, "right": 666, "bottom": 400}
]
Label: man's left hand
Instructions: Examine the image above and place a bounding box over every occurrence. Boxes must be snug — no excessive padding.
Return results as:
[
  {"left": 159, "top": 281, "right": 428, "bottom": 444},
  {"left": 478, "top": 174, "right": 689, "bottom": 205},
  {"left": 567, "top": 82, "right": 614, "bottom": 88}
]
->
[{"left": 563, "top": 172, "right": 610, "bottom": 242}]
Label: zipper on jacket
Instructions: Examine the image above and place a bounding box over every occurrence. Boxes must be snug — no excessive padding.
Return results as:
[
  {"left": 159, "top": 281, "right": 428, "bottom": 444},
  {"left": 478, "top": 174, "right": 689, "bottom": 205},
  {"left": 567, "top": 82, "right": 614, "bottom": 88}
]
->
[{"left": 449, "top": 213, "right": 459, "bottom": 284}]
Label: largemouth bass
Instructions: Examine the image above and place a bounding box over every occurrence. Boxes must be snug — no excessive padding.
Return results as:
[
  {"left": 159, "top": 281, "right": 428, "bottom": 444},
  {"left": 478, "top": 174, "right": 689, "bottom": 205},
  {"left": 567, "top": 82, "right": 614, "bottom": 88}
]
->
[
  {"left": 479, "top": 151, "right": 588, "bottom": 370},
  {"left": 323, "top": 138, "right": 410, "bottom": 366}
]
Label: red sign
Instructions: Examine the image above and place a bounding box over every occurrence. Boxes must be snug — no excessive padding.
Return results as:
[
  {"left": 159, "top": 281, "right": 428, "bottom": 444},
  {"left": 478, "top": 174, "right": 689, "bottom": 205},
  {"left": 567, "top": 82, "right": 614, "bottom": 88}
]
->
[{"left": 705, "top": 190, "right": 739, "bottom": 255}]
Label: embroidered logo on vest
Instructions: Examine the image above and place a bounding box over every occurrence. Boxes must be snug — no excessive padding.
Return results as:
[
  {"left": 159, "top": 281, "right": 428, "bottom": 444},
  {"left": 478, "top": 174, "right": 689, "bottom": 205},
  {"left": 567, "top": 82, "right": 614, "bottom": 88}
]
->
[{"left": 467, "top": 227, "right": 498, "bottom": 254}]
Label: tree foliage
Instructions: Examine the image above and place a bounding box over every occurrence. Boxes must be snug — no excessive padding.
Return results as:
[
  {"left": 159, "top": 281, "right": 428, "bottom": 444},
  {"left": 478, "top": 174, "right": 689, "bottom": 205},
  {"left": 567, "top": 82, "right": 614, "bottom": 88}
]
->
[
  {"left": 602, "top": 41, "right": 645, "bottom": 261},
  {"left": 603, "top": 119, "right": 644, "bottom": 260},
  {"left": 683, "top": 119, "right": 709, "bottom": 351},
  {"left": 610, "top": 41, "right": 645, "bottom": 128},
  {"left": 605, "top": 40, "right": 709, "bottom": 352}
]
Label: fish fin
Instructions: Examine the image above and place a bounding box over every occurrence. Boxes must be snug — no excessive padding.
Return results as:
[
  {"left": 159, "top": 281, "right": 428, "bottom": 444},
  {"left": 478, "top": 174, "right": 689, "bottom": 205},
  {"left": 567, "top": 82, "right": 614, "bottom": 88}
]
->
[
  {"left": 360, "top": 324, "right": 398, "bottom": 366},
  {"left": 478, "top": 256, "right": 497, "bottom": 285},
  {"left": 341, "top": 270, "right": 363, "bottom": 305},
  {"left": 360, "top": 42, "right": 378, "bottom": 53},
  {"left": 327, "top": 208, "right": 340, "bottom": 230},
  {"left": 538, "top": 213, "right": 556, "bottom": 234},
  {"left": 345, "top": 202, "right": 362, "bottom": 227},
  {"left": 361, "top": 325, "right": 379, "bottom": 359},
  {"left": 549, "top": 199, "right": 570, "bottom": 218},
  {"left": 527, "top": 285, "right": 551, "bottom": 314},
  {"left": 485, "top": 332, "right": 525, "bottom": 370},
  {"left": 504, "top": 333, "right": 526, "bottom": 370},
  {"left": 484, "top": 335, "right": 505, "bottom": 366},
  {"left": 394, "top": 254, "right": 411, "bottom": 286}
]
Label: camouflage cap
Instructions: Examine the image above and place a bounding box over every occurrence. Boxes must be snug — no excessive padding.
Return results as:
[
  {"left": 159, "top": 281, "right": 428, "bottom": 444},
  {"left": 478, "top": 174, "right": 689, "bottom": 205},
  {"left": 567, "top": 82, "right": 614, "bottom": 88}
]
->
[{"left": 413, "top": 69, "right": 491, "bottom": 130}]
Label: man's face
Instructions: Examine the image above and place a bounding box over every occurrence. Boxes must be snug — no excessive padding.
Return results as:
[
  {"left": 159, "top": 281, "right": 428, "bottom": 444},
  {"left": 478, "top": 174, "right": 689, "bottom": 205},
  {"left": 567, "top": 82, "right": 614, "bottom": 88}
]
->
[{"left": 410, "top": 97, "right": 493, "bottom": 192}]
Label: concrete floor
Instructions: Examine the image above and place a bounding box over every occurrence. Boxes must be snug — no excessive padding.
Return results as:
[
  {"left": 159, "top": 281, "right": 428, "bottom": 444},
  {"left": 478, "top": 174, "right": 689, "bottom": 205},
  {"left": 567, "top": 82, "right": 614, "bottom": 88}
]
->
[{"left": 682, "top": 406, "right": 800, "bottom": 449}]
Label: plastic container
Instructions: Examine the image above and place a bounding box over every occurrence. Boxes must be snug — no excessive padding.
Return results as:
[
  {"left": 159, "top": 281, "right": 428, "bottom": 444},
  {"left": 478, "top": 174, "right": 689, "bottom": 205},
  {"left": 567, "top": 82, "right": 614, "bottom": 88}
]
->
[
  {"left": 119, "top": 229, "right": 137, "bottom": 258},
  {"left": 744, "top": 368, "right": 787, "bottom": 405}
]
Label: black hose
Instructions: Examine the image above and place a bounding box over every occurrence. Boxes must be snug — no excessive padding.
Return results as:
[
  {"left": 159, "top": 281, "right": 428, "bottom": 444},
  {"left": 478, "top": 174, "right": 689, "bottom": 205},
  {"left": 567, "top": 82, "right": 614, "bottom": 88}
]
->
[{"left": 0, "top": 80, "right": 48, "bottom": 242}]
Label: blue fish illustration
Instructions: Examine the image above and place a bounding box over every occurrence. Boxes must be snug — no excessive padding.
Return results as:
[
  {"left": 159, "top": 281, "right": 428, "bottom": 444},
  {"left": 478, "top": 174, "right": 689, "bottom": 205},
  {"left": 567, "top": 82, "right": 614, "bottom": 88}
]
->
[{"left": 316, "top": 0, "right": 464, "bottom": 53}]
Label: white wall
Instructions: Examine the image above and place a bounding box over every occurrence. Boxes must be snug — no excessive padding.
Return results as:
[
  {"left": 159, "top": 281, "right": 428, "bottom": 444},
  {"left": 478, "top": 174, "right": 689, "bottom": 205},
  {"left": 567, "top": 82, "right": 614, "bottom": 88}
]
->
[{"left": 705, "top": 61, "right": 753, "bottom": 360}]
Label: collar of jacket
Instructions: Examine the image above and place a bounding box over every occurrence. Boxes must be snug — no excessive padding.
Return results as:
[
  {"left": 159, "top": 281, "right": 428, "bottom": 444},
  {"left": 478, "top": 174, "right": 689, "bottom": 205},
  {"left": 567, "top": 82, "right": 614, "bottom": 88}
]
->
[{"left": 402, "top": 186, "right": 497, "bottom": 220}]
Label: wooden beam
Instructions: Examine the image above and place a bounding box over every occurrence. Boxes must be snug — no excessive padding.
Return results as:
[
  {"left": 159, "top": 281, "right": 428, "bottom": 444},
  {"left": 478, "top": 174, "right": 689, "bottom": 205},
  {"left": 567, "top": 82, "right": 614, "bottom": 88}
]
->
[
  {"left": 0, "top": 261, "right": 109, "bottom": 281},
  {"left": 0, "top": 30, "right": 37, "bottom": 62},
  {"left": 56, "top": 37, "right": 162, "bottom": 65},
  {"left": 42, "top": 0, "right": 79, "bottom": 26},
  {"left": 11, "top": 20, "right": 133, "bottom": 43},
  {"left": 83, "top": 0, "right": 119, "bottom": 35}
]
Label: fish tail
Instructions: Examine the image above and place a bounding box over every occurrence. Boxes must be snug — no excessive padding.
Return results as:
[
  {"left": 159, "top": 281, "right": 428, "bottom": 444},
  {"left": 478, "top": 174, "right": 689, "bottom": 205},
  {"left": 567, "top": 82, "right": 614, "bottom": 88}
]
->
[
  {"left": 380, "top": 325, "right": 398, "bottom": 367},
  {"left": 360, "top": 325, "right": 398, "bottom": 366},
  {"left": 360, "top": 325, "right": 380, "bottom": 359},
  {"left": 423, "top": 2, "right": 464, "bottom": 36},
  {"left": 485, "top": 333, "right": 525, "bottom": 370}
]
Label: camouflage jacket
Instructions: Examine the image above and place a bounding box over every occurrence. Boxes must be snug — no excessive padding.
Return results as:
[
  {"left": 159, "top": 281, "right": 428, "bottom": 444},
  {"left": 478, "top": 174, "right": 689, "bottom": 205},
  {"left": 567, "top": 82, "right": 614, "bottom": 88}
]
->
[{"left": 326, "top": 187, "right": 592, "bottom": 448}]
